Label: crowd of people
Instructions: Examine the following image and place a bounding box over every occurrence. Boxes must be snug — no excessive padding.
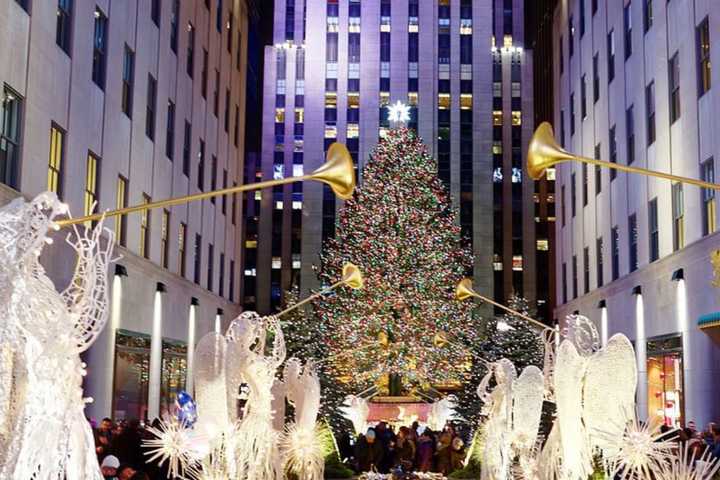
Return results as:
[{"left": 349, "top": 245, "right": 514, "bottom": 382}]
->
[
  {"left": 660, "top": 420, "right": 720, "bottom": 459},
  {"left": 339, "top": 422, "right": 467, "bottom": 476},
  {"left": 92, "top": 417, "right": 169, "bottom": 480}
]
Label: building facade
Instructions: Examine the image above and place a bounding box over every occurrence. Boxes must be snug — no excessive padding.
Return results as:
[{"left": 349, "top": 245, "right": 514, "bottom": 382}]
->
[
  {"left": 0, "top": 0, "right": 248, "bottom": 422},
  {"left": 553, "top": 0, "right": 720, "bottom": 426},
  {"left": 243, "top": 0, "right": 555, "bottom": 321}
]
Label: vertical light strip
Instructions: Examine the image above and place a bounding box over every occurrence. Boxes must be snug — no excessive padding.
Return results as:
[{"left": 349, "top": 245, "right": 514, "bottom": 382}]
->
[
  {"left": 103, "top": 274, "right": 123, "bottom": 417},
  {"left": 214, "top": 312, "right": 222, "bottom": 334},
  {"left": 148, "top": 290, "right": 163, "bottom": 420},
  {"left": 676, "top": 278, "right": 689, "bottom": 371},
  {"left": 600, "top": 306, "right": 608, "bottom": 347},
  {"left": 186, "top": 304, "right": 197, "bottom": 395},
  {"left": 635, "top": 293, "right": 648, "bottom": 420}
]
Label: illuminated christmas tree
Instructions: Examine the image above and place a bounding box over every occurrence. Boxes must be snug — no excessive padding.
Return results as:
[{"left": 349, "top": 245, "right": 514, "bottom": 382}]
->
[{"left": 312, "top": 127, "right": 483, "bottom": 394}]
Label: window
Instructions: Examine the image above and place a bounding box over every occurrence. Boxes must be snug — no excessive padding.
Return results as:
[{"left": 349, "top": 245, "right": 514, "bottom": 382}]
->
[
  {"left": 596, "top": 237, "right": 604, "bottom": 287},
  {"left": 201, "top": 49, "right": 208, "bottom": 98},
  {"left": 116, "top": 176, "right": 128, "bottom": 247},
  {"left": 122, "top": 45, "right": 135, "bottom": 117},
  {"left": 14, "top": 0, "right": 29, "bottom": 12},
  {"left": 669, "top": 52, "right": 681, "bottom": 123},
  {"left": 571, "top": 172, "right": 577, "bottom": 217},
  {"left": 221, "top": 169, "right": 228, "bottom": 214},
  {"left": 672, "top": 183, "right": 684, "bottom": 251},
  {"left": 611, "top": 226, "right": 620, "bottom": 280},
  {"left": 644, "top": 0, "right": 653, "bottom": 32},
  {"left": 227, "top": 12, "right": 233, "bottom": 53},
  {"left": 83, "top": 152, "right": 100, "bottom": 225},
  {"left": 629, "top": 213, "right": 638, "bottom": 272},
  {"left": 187, "top": 23, "right": 195, "bottom": 78},
  {"left": 231, "top": 181, "right": 237, "bottom": 225},
  {"left": 48, "top": 125, "right": 64, "bottom": 197},
  {"left": 213, "top": 69, "right": 220, "bottom": 116},
  {"left": 160, "top": 210, "right": 170, "bottom": 268},
  {"left": 624, "top": 2, "right": 632, "bottom": 60},
  {"left": 151, "top": 0, "right": 161, "bottom": 26},
  {"left": 594, "top": 143, "right": 602, "bottom": 194},
  {"left": 702, "top": 159, "right": 716, "bottom": 236},
  {"left": 207, "top": 243, "right": 214, "bottom": 291},
  {"left": 197, "top": 140, "right": 205, "bottom": 190},
  {"left": 219, "top": 252, "right": 225, "bottom": 297},
  {"left": 166, "top": 100, "right": 175, "bottom": 160},
  {"left": 1, "top": 88, "right": 22, "bottom": 189},
  {"left": 593, "top": 54, "right": 600, "bottom": 103},
  {"left": 229, "top": 260, "right": 235, "bottom": 302},
  {"left": 146, "top": 75, "right": 157, "bottom": 140},
  {"left": 608, "top": 30, "right": 616, "bottom": 82},
  {"left": 579, "top": 0, "right": 585, "bottom": 37},
  {"left": 234, "top": 105, "right": 240, "bottom": 146},
  {"left": 583, "top": 246, "right": 590, "bottom": 294},
  {"left": 193, "top": 234, "right": 202, "bottom": 284},
  {"left": 170, "top": 0, "right": 179, "bottom": 52},
  {"left": 178, "top": 222, "right": 187, "bottom": 276},
  {"left": 216, "top": 0, "right": 223, "bottom": 32},
  {"left": 56, "top": 0, "right": 73, "bottom": 54},
  {"left": 92, "top": 8, "right": 108, "bottom": 89},
  {"left": 572, "top": 255, "right": 578, "bottom": 299},
  {"left": 592, "top": 0, "right": 598, "bottom": 15},
  {"left": 646, "top": 81, "right": 656, "bottom": 145},
  {"left": 648, "top": 197, "right": 659, "bottom": 262},
  {"left": 561, "top": 185, "right": 566, "bottom": 226},
  {"left": 140, "top": 194, "right": 151, "bottom": 259},
  {"left": 570, "top": 92, "right": 576, "bottom": 135},
  {"left": 581, "top": 75, "right": 587, "bottom": 119},
  {"left": 626, "top": 105, "right": 635, "bottom": 164},
  {"left": 582, "top": 163, "right": 588, "bottom": 206},
  {"left": 562, "top": 262, "right": 568, "bottom": 303},
  {"left": 210, "top": 155, "right": 217, "bottom": 204},
  {"left": 568, "top": 15, "right": 574, "bottom": 57},
  {"left": 224, "top": 89, "right": 230, "bottom": 132},
  {"left": 112, "top": 331, "right": 151, "bottom": 422},
  {"left": 609, "top": 125, "right": 617, "bottom": 180},
  {"left": 697, "top": 17, "right": 711, "bottom": 96},
  {"left": 182, "top": 121, "right": 191, "bottom": 176},
  {"left": 559, "top": 36, "right": 564, "bottom": 74}
]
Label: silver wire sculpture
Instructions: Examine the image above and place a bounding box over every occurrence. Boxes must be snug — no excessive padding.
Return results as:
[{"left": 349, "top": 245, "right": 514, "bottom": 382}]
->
[{"left": 0, "top": 193, "right": 114, "bottom": 479}]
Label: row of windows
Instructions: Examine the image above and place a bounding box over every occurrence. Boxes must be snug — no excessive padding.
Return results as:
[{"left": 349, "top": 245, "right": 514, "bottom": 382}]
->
[{"left": 561, "top": 161, "right": 716, "bottom": 302}]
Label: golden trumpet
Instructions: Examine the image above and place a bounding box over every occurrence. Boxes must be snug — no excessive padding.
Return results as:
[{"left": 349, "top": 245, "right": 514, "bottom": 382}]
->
[
  {"left": 528, "top": 122, "right": 720, "bottom": 190},
  {"left": 56, "top": 142, "right": 355, "bottom": 227},
  {"left": 277, "top": 262, "right": 364, "bottom": 317},
  {"left": 455, "top": 278, "right": 547, "bottom": 330}
]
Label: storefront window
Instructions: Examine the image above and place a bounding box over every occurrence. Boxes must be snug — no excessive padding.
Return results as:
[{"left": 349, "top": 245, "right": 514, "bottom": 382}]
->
[
  {"left": 160, "top": 339, "right": 187, "bottom": 417},
  {"left": 646, "top": 334, "right": 684, "bottom": 428},
  {"left": 113, "top": 330, "right": 151, "bottom": 421}
]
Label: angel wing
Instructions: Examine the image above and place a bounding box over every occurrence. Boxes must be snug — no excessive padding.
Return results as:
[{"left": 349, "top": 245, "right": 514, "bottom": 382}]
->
[
  {"left": 554, "top": 340, "right": 593, "bottom": 479},
  {"left": 511, "top": 365, "right": 544, "bottom": 454},
  {"left": 583, "top": 333, "right": 637, "bottom": 455}
]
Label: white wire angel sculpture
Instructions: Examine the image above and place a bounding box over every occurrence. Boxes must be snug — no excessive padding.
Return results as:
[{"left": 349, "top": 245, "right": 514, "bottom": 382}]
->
[
  {"left": 0, "top": 193, "right": 114, "bottom": 480},
  {"left": 339, "top": 394, "right": 370, "bottom": 436},
  {"left": 280, "top": 357, "right": 326, "bottom": 480},
  {"left": 232, "top": 313, "right": 286, "bottom": 480}
]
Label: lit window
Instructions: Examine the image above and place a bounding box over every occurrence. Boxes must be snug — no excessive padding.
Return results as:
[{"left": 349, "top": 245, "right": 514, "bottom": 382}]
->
[
  {"left": 408, "top": 92, "right": 418, "bottom": 105},
  {"left": 511, "top": 82, "right": 521, "bottom": 97},
  {"left": 327, "top": 17, "right": 339, "bottom": 32},
  {"left": 512, "top": 167, "right": 522, "bottom": 183},
  {"left": 325, "top": 92, "right": 337, "bottom": 107},
  {"left": 546, "top": 167, "right": 556, "bottom": 181},
  {"left": 461, "top": 64, "right": 472, "bottom": 80},
  {"left": 493, "top": 254, "right": 503, "bottom": 271},
  {"left": 254, "top": 191, "right": 261, "bottom": 200},
  {"left": 275, "top": 201, "right": 283, "bottom": 209},
  {"left": 178, "top": 222, "right": 186, "bottom": 276},
  {"left": 349, "top": 62, "right": 361, "bottom": 79},
  {"left": 295, "top": 79, "right": 305, "bottom": 95},
  {"left": 139, "top": 194, "right": 151, "bottom": 259},
  {"left": 380, "top": 62, "right": 390, "bottom": 78},
  {"left": 512, "top": 111, "right": 522, "bottom": 125},
  {"left": 408, "top": 18, "right": 419, "bottom": 33},
  {"left": 326, "top": 63, "right": 338, "bottom": 78},
  {"left": 325, "top": 125, "right": 337, "bottom": 138},
  {"left": 493, "top": 110, "right": 503, "bottom": 125},
  {"left": 294, "top": 107, "right": 304, "bottom": 123},
  {"left": 48, "top": 125, "right": 64, "bottom": 196},
  {"left": 275, "top": 107, "right": 285, "bottom": 123},
  {"left": 272, "top": 257, "right": 282, "bottom": 269},
  {"left": 347, "top": 124, "right": 359, "bottom": 138},
  {"left": 504, "top": 35, "right": 513, "bottom": 47},
  {"left": 512, "top": 255, "right": 523, "bottom": 271},
  {"left": 439, "top": 64, "right": 450, "bottom": 80},
  {"left": 276, "top": 79, "right": 286, "bottom": 94},
  {"left": 245, "top": 240, "right": 257, "bottom": 248},
  {"left": 460, "top": 94, "right": 472, "bottom": 110},
  {"left": 116, "top": 176, "right": 128, "bottom": 246},
  {"left": 493, "top": 167, "right": 503, "bottom": 183},
  {"left": 537, "top": 239, "right": 549, "bottom": 251},
  {"left": 293, "top": 165, "right": 304, "bottom": 176},
  {"left": 408, "top": 62, "right": 419, "bottom": 78},
  {"left": 379, "top": 127, "right": 388, "bottom": 138},
  {"left": 273, "top": 164, "right": 284, "bottom": 179},
  {"left": 380, "top": 92, "right": 390, "bottom": 106},
  {"left": 460, "top": 19, "right": 472, "bottom": 35},
  {"left": 160, "top": 209, "right": 170, "bottom": 268},
  {"left": 492, "top": 141, "right": 503, "bottom": 155},
  {"left": 438, "top": 93, "right": 450, "bottom": 109},
  {"left": 381, "top": 21, "right": 391, "bottom": 32},
  {"left": 348, "top": 93, "right": 360, "bottom": 108},
  {"left": 292, "top": 201, "right": 302, "bottom": 210},
  {"left": 349, "top": 17, "right": 361, "bottom": 33},
  {"left": 292, "top": 255, "right": 301, "bottom": 269},
  {"left": 244, "top": 269, "right": 257, "bottom": 276},
  {"left": 84, "top": 152, "right": 100, "bottom": 226}
]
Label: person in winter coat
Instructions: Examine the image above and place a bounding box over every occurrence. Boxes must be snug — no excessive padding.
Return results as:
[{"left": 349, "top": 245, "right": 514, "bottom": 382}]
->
[
  {"left": 415, "top": 429, "right": 435, "bottom": 472},
  {"left": 449, "top": 437, "right": 466, "bottom": 473},
  {"left": 394, "top": 426, "right": 416, "bottom": 469},
  {"left": 434, "top": 431, "right": 453, "bottom": 474},
  {"left": 355, "top": 428, "right": 384, "bottom": 472}
]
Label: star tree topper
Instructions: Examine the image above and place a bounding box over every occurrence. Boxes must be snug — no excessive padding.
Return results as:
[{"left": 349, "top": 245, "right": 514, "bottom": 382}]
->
[{"left": 387, "top": 100, "right": 411, "bottom": 125}]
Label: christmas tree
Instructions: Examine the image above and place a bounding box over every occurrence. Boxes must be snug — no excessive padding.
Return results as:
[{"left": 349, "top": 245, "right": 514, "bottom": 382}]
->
[{"left": 312, "top": 127, "right": 484, "bottom": 393}]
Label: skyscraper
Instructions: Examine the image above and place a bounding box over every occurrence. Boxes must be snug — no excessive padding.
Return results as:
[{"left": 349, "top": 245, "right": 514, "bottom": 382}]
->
[
  {"left": 242, "top": 0, "right": 553, "bottom": 321},
  {"left": 0, "top": 0, "right": 248, "bottom": 421},
  {"left": 553, "top": 0, "right": 720, "bottom": 425}
]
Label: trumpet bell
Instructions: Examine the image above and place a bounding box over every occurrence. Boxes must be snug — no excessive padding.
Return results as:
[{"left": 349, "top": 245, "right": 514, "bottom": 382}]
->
[
  {"left": 455, "top": 278, "right": 476, "bottom": 301},
  {"left": 341, "top": 262, "right": 364, "bottom": 289},
  {"left": 527, "top": 122, "right": 573, "bottom": 180},
  {"left": 310, "top": 143, "right": 356, "bottom": 200}
]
